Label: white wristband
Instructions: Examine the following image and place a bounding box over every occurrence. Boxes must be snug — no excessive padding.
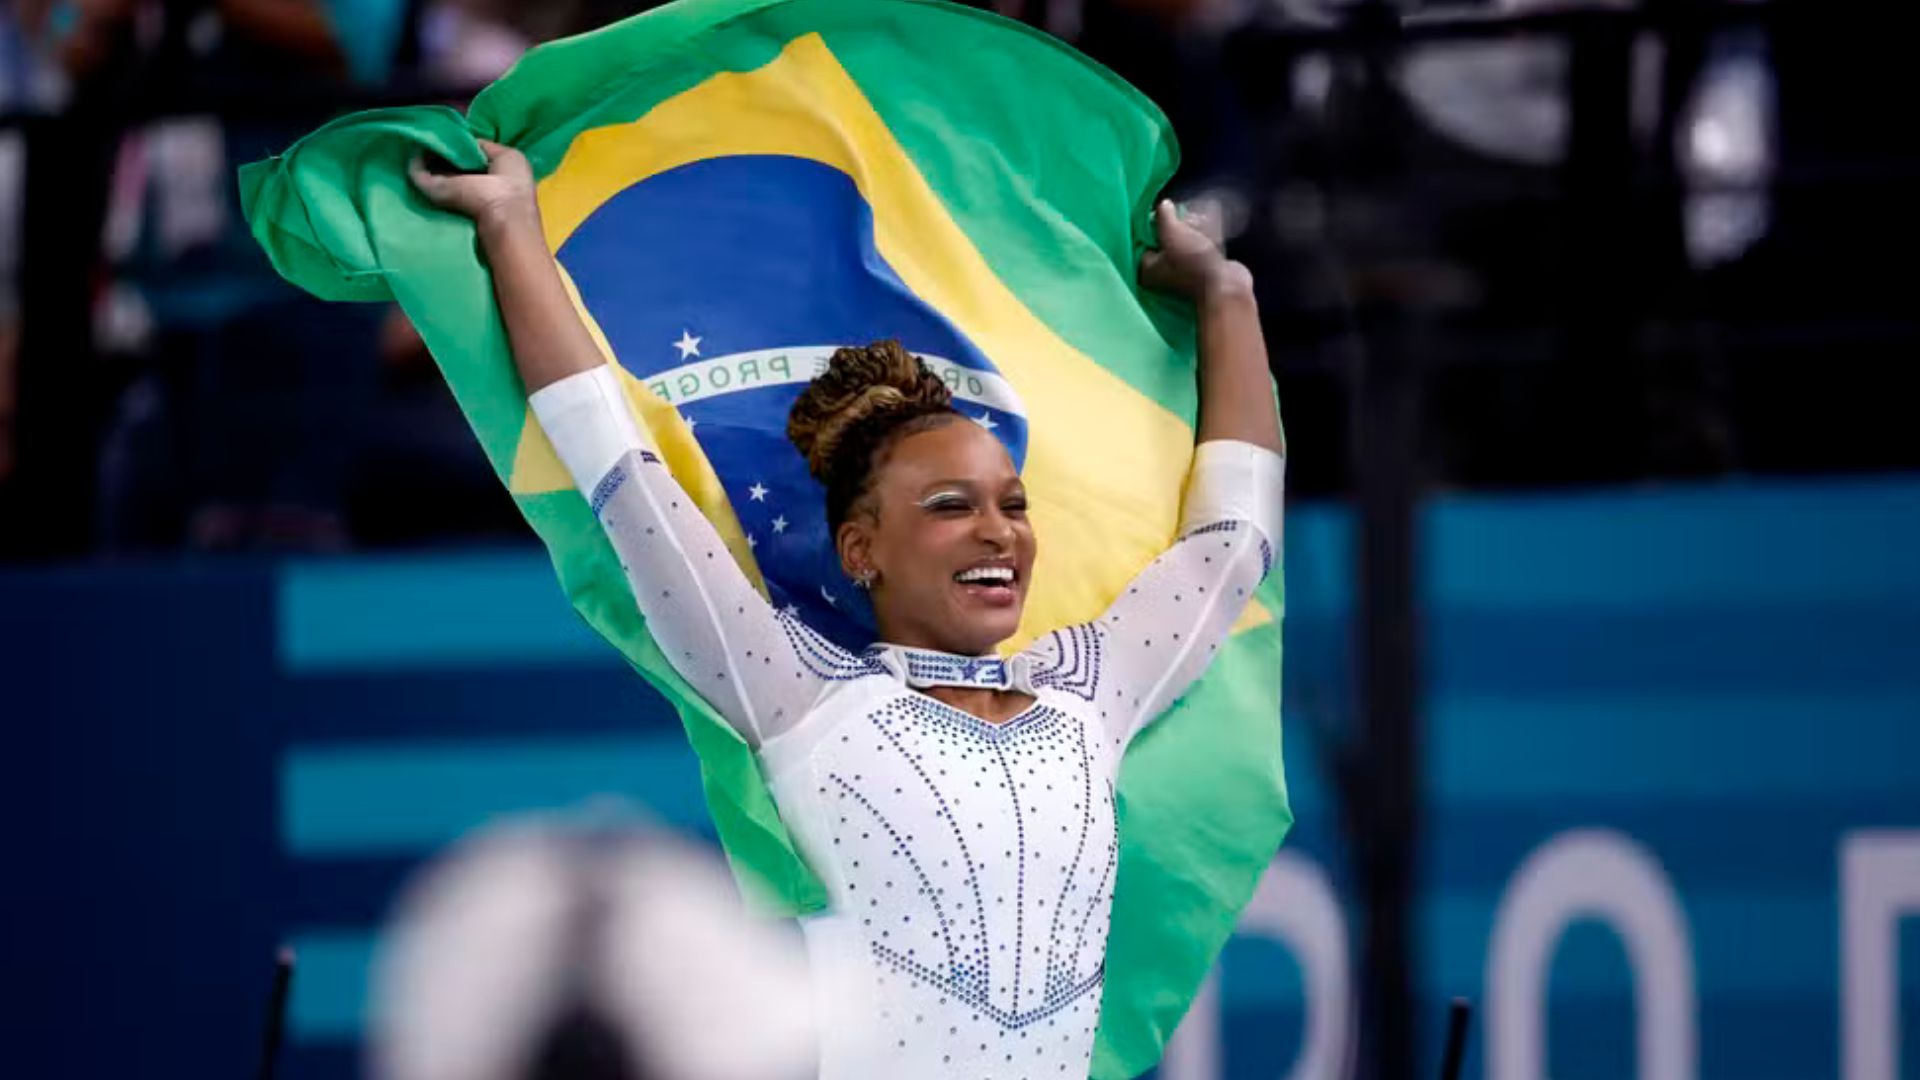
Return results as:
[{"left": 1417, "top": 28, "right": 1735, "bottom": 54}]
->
[
  {"left": 1179, "top": 439, "right": 1286, "bottom": 549},
  {"left": 527, "top": 366, "right": 653, "bottom": 496}
]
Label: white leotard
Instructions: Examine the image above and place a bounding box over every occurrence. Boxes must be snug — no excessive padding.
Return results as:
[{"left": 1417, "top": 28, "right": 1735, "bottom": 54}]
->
[{"left": 532, "top": 366, "right": 1283, "bottom": 1080}]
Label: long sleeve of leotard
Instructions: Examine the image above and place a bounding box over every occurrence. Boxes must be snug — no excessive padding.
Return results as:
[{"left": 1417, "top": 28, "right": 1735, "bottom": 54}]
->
[
  {"left": 530, "top": 367, "right": 868, "bottom": 746},
  {"left": 1024, "top": 439, "right": 1284, "bottom": 751}
]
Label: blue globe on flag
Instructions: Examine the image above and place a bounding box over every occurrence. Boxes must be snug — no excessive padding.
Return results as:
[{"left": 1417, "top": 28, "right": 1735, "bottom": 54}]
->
[{"left": 558, "top": 155, "right": 1031, "bottom": 648}]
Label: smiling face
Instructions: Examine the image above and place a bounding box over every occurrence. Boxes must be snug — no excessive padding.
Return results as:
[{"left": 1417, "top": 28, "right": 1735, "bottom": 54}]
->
[{"left": 835, "top": 418, "right": 1036, "bottom": 657}]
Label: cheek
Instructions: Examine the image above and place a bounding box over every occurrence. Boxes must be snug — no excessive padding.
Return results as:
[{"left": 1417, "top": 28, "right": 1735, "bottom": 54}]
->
[{"left": 875, "top": 519, "right": 964, "bottom": 582}]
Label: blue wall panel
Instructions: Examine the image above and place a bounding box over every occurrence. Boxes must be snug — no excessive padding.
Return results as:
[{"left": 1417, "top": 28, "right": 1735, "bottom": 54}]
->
[{"left": 4, "top": 476, "right": 1918, "bottom": 1079}]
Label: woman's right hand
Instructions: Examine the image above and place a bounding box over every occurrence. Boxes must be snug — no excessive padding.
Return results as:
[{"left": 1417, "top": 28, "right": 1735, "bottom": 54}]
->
[
  {"left": 409, "top": 139, "right": 538, "bottom": 234},
  {"left": 1139, "top": 199, "right": 1249, "bottom": 304}
]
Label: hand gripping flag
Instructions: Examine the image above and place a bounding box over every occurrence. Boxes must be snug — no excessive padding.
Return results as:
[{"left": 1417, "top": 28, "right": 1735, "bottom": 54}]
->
[{"left": 240, "top": 1, "right": 1289, "bottom": 1073}]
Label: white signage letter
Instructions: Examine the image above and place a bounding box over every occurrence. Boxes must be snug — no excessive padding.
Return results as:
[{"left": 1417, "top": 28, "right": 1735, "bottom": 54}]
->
[
  {"left": 1842, "top": 831, "right": 1920, "bottom": 1080},
  {"left": 1488, "top": 829, "right": 1695, "bottom": 1080}
]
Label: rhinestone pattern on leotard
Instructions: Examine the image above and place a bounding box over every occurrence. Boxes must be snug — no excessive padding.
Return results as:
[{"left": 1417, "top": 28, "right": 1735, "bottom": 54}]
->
[
  {"left": 1026, "top": 625, "right": 1104, "bottom": 702},
  {"left": 534, "top": 373, "right": 1284, "bottom": 1080},
  {"left": 576, "top": 446, "right": 1277, "bottom": 1078},
  {"left": 888, "top": 647, "right": 1016, "bottom": 690},
  {"left": 811, "top": 693, "right": 1120, "bottom": 1075}
]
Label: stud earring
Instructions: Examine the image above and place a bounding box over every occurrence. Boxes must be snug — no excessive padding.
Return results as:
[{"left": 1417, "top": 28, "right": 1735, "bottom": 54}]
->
[{"left": 853, "top": 568, "right": 877, "bottom": 589}]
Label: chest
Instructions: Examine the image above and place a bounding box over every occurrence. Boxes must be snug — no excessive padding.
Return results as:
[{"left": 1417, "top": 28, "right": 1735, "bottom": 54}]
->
[{"left": 793, "top": 690, "right": 1122, "bottom": 1022}]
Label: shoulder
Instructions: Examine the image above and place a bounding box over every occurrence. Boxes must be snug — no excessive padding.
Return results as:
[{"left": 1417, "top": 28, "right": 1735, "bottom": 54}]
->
[
  {"left": 1020, "top": 623, "right": 1111, "bottom": 702},
  {"left": 773, "top": 608, "right": 890, "bottom": 682}
]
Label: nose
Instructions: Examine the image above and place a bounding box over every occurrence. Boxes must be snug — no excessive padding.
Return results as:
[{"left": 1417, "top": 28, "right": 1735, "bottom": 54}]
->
[{"left": 974, "top": 503, "right": 1017, "bottom": 548}]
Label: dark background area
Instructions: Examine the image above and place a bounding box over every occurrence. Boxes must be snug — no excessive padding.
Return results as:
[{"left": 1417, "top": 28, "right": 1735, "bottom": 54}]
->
[
  {"left": 6, "top": 0, "right": 1915, "bottom": 560},
  {"left": 3, "top": 3, "right": 1916, "bottom": 1079}
]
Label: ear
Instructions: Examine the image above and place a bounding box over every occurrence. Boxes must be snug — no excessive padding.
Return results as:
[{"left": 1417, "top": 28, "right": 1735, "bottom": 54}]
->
[{"left": 836, "top": 517, "right": 873, "bottom": 579}]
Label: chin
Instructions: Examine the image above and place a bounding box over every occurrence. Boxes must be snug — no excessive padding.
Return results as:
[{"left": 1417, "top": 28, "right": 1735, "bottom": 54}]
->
[{"left": 951, "top": 606, "right": 1023, "bottom": 655}]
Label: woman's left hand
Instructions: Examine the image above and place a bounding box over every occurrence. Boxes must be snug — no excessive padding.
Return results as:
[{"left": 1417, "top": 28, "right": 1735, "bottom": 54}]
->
[{"left": 1139, "top": 200, "right": 1252, "bottom": 303}]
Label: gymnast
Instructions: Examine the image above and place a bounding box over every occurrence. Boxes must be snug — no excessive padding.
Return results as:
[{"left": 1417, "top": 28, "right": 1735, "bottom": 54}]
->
[{"left": 411, "top": 139, "right": 1284, "bottom": 1080}]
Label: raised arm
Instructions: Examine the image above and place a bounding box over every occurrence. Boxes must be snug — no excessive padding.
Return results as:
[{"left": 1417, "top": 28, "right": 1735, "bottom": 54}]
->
[
  {"left": 1139, "top": 199, "right": 1285, "bottom": 456},
  {"left": 408, "top": 142, "right": 601, "bottom": 393},
  {"left": 410, "top": 143, "right": 862, "bottom": 744},
  {"left": 1027, "top": 202, "right": 1285, "bottom": 749}
]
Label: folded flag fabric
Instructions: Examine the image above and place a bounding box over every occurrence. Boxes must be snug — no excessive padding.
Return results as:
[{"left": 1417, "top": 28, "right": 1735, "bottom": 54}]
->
[{"left": 239, "top": 1, "right": 1289, "bottom": 1073}]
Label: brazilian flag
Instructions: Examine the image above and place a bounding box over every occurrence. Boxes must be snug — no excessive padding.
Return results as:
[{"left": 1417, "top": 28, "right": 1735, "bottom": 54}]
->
[{"left": 240, "top": 0, "right": 1289, "bottom": 1074}]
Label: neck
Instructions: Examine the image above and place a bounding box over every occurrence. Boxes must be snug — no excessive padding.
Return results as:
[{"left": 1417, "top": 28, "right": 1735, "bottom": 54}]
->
[
  {"left": 883, "top": 637, "right": 994, "bottom": 658},
  {"left": 872, "top": 617, "right": 996, "bottom": 658},
  {"left": 872, "top": 633, "right": 1032, "bottom": 724},
  {"left": 921, "top": 683, "right": 1033, "bottom": 724}
]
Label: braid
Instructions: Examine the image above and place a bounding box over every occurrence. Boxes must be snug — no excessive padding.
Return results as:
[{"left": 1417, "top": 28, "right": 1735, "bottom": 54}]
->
[{"left": 786, "top": 340, "right": 961, "bottom": 531}]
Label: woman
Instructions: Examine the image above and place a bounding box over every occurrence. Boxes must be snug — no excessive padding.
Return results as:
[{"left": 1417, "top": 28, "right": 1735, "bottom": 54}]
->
[{"left": 411, "top": 139, "right": 1284, "bottom": 1079}]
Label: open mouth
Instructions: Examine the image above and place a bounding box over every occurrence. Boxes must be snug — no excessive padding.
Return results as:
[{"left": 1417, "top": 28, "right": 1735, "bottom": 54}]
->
[{"left": 953, "top": 564, "right": 1020, "bottom": 606}]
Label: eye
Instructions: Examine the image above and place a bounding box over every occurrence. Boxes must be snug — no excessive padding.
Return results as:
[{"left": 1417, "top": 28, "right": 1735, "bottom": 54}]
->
[
  {"left": 923, "top": 494, "right": 972, "bottom": 514},
  {"left": 1001, "top": 497, "right": 1028, "bottom": 518}
]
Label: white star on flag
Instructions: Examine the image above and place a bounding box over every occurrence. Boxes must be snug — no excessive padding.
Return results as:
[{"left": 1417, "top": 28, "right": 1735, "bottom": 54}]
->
[
  {"left": 673, "top": 330, "right": 702, "bottom": 359},
  {"left": 682, "top": 414, "right": 697, "bottom": 431},
  {"left": 782, "top": 603, "right": 799, "bottom": 617},
  {"left": 748, "top": 482, "right": 769, "bottom": 502},
  {"left": 747, "top": 534, "right": 758, "bottom": 549},
  {"left": 973, "top": 411, "right": 998, "bottom": 431},
  {"left": 771, "top": 515, "right": 789, "bottom": 534}
]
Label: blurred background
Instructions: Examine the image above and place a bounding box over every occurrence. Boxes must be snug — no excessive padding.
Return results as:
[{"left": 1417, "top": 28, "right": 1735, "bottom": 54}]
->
[{"left": 3, "top": 0, "right": 1917, "bottom": 1077}]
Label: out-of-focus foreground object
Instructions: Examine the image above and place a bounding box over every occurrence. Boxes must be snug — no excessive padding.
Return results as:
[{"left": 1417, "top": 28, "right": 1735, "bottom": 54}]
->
[{"left": 369, "top": 815, "right": 820, "bottom": 1080}]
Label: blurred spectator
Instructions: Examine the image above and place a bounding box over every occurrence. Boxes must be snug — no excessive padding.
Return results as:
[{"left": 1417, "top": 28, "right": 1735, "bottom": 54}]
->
[
  {"left": 1, "top": 1, "right": 74, "bottom": 491},
  {"left": 0, "top": 319, "right": 13, "bottom": 487},
  {"left": 371, "top": 814, "right": 822, "bottom": 1080},
  {"left": 414, "top": 0, "right": 682, "bottom": 89},
  {"left": 417, "top": 0, "right": 535, "bottom": 88},
  {"left": 86, "top": 0, "right": 373, "bottom": 551},
  {"left": 7, "top": 0, "right": 1917, "bottom": 555},
  {"left": 1, "top": 136, "right": 18, "bottom": 487},
  {"left": 84, "top": 0, "right": 634, "bottom": 552}
]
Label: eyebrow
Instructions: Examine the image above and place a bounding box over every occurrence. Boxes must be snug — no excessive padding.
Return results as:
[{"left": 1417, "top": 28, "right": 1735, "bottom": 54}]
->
[{"left": 916, "top": 479, "right": 1026, "bottom": 500}]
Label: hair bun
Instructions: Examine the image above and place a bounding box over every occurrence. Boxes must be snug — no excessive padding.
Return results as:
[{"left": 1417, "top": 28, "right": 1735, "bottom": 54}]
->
[{"left": 786, "top": 340, "right": 953, "bottom": 481}]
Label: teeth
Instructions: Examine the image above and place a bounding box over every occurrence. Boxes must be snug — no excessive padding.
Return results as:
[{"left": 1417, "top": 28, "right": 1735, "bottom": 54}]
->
[{"left": 955, "top": 567, "right": 1015, "bottom": 585}]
